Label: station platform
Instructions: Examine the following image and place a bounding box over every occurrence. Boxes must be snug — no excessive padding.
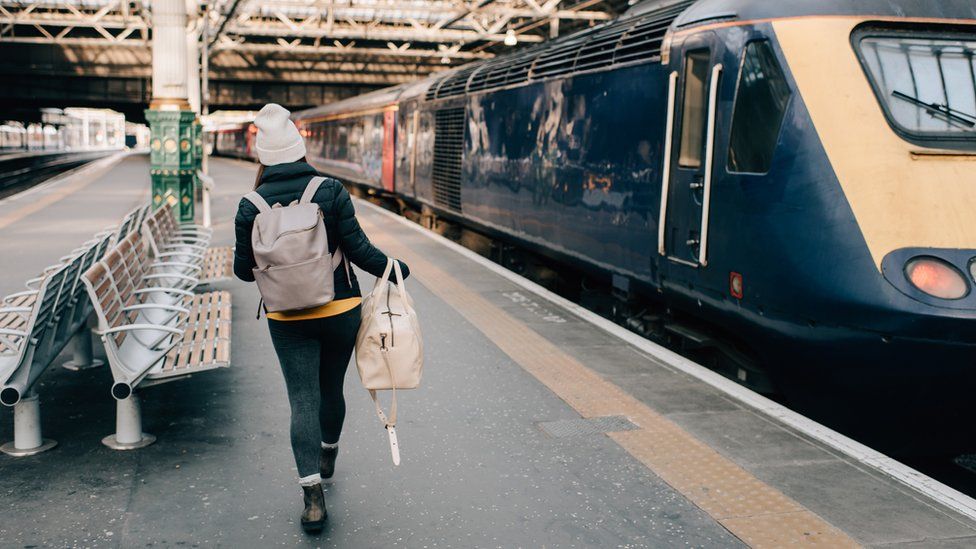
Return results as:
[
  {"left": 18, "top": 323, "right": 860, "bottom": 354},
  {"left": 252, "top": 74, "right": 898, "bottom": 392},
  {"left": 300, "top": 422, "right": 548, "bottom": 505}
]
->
[{"left": 2, "top": 153, "right": 976, "bottom": 547}]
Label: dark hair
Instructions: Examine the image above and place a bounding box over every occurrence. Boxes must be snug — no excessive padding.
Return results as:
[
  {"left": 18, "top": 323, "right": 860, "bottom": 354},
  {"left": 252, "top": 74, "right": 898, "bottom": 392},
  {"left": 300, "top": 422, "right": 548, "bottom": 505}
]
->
[
  {"left": 253, "top": 157, "right": 307, "bottom": 190},
  {"left": 253, "top": 164, "right": 265, "bottom": 190}
]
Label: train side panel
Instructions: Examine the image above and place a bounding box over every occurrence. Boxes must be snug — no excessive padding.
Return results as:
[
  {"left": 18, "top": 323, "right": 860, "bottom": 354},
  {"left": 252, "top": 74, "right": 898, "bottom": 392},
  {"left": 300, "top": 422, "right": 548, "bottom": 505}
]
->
[{"left": 459, "top": 63, "right": 668, "bottom": 282}]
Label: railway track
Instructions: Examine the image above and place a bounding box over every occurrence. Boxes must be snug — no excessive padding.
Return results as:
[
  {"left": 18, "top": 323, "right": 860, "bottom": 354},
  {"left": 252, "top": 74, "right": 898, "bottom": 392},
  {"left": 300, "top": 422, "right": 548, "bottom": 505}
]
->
[{"left": 0, "top": 150, "right": 114, "bottom": 199}]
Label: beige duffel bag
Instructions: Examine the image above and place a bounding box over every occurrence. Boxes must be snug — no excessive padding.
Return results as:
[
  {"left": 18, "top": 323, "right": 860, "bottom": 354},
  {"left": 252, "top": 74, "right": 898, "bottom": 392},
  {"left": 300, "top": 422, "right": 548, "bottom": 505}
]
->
[{"left": 355, "top": 259, "right": 423, "bottom": 465}]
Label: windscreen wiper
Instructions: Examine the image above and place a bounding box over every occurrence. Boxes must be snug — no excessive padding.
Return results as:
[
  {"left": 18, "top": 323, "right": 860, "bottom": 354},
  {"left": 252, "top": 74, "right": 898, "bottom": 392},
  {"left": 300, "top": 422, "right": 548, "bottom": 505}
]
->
[{"left": 892, "top": 90, "right": 976, "bottom": 129}]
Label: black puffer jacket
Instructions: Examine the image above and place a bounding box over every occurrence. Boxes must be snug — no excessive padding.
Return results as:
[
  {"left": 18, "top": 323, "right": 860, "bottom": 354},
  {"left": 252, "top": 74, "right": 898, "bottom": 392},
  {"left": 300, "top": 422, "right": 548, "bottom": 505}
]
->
[{"left": 233, "top": 161, "right": 409, "bottom": 300}]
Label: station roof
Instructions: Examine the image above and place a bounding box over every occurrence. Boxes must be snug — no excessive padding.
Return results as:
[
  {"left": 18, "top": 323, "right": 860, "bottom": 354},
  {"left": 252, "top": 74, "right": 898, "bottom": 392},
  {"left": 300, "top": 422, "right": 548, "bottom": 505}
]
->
[{"left": 0, "top": 0, "right": 633, "bottom": 86}]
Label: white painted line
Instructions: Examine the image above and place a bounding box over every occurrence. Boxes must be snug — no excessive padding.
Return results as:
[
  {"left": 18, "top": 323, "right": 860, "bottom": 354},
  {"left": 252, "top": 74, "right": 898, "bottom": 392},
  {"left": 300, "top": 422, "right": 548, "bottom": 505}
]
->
[{"left": 355, "top": 197, "right": 976, "bottom": 523}]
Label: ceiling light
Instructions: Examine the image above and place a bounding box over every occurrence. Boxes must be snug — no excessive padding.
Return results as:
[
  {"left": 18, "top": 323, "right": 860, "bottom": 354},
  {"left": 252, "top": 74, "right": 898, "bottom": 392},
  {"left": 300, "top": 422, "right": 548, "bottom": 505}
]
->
[{"left": 504, "top": 30, "right": 518, "bottom": 46}]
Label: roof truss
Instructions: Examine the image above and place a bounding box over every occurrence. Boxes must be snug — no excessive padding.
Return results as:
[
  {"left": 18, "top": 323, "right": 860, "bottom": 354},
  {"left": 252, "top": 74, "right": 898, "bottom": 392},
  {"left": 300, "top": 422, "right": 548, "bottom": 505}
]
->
[{"left": 0, "top": 0, "right": 623, "bottom": 85}]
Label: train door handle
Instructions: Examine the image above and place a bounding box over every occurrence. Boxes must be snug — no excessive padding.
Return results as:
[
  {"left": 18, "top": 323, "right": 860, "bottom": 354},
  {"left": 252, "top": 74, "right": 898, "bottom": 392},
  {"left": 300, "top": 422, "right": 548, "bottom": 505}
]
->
[
  {"left": 686, "top": 237, "right": 700, "bottom": 246},
  {"left": 689, "top": 177, "right": 704, "bottom": 190}
]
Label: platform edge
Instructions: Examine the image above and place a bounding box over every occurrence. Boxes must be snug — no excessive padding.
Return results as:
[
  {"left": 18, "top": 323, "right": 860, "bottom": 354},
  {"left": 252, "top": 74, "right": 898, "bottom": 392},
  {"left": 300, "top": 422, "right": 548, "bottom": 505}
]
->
[{"left": 354, "top": 197, "right": 976, "bottom": 524}]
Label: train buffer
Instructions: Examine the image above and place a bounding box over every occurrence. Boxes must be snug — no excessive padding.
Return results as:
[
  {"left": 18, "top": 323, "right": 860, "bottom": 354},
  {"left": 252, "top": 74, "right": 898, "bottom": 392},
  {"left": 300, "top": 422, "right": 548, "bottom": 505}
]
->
[{"left": 2, "top": 153, "right": 976, "bottom": 547}]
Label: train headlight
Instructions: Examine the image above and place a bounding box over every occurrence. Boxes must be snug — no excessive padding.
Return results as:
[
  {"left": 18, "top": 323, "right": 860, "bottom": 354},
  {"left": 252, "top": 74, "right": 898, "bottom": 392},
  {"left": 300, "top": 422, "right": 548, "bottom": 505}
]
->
[{"left": 905, "top": 257, "right": 969, "bottom": 300}]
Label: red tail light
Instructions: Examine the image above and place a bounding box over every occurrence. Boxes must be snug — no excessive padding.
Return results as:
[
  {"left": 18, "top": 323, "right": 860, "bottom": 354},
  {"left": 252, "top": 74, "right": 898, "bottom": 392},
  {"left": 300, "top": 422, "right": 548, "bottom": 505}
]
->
[{"left": 905, "top": 257, "right": 968, "bottom": 300}]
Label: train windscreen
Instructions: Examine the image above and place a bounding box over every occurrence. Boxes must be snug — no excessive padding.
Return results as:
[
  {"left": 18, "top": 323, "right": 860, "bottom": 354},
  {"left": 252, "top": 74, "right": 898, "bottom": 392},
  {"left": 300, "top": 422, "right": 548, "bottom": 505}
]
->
[{"left": 856, "top": 29, "right": 976, "bottom": 139}]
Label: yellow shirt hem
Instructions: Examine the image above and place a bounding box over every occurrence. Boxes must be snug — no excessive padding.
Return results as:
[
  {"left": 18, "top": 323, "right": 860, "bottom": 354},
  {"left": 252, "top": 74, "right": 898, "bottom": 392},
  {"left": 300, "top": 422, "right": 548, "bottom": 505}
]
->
[{"left": 267, "top": 297, "right": 362, "bottom": 321}]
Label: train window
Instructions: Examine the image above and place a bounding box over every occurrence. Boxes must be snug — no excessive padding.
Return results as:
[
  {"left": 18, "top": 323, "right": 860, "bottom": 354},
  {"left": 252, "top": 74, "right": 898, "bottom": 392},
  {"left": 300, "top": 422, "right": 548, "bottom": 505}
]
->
[
  {"left": 856, "top": 29, "right": 976, "bottom": 142},
  {"left": 678, "top": 49, "right": 711, "bottom": 168},
  {"left": 727, "top": 40, "right": 791, "bottom": 173}
]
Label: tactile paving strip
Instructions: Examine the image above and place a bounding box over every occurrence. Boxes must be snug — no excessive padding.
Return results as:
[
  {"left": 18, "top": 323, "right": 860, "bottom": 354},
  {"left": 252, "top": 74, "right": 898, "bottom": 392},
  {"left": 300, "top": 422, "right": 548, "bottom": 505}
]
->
[
  {"left": 537, "top": 415, "right": 638, "bottom": 438},
  {"left": 364, "top": 214, "right": 861, "bottom": 548}
]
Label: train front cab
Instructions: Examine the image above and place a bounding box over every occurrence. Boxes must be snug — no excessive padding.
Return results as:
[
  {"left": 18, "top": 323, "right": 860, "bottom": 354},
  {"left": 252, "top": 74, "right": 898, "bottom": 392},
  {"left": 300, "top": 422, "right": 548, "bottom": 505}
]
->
[{"left": 661, "top": 14, "right": 976, "bottom": 454}]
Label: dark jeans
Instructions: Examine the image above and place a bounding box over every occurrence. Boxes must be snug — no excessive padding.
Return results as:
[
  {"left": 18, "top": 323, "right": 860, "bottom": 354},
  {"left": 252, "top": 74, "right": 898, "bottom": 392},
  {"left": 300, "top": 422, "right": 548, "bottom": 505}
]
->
[{"left": 268, "top": 305, "right": 361, "bottom": 478}]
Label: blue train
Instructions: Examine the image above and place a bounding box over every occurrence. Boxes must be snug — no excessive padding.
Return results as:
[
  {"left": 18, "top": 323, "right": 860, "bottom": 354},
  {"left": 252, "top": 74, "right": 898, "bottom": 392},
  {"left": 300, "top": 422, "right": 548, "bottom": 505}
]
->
[{"left": 217, "top": 0, "right": 976, "bottom": 455}]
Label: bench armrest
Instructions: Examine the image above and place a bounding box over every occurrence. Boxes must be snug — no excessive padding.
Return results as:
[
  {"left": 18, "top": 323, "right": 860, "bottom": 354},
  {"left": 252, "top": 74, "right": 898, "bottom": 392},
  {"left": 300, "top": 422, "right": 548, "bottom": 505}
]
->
[
  {"left": 3, "top": 290, "right": 38, "bottom": 303},
  {"left": 100, "top": 324, "right": 183, "bottom": 337},
  {"left": 0, "top": 328, "right": 28, "bottom": 352},
  {"left": 133, "top": 287, "right": 194, "bottom": 298},
  {"left": 177, "top": 225, "right": 213, "bottom": 234},
  {"left": 175, "top": 231, "right": 212, "bottom": 241},
  {"left": 123, "top": 303, "right": 190, "bottom": 315},
  {"left": 157, "top": 250, "right": 205, "bottom": 261},
  {"left": 161, "top": 243, "right": 208, "bottom": 253},
  {"left": 151, "top": 261, "right": 203, "bottom": 273},
  {"left": 143, "top": 273, "right": 200, "bottom": 286}
]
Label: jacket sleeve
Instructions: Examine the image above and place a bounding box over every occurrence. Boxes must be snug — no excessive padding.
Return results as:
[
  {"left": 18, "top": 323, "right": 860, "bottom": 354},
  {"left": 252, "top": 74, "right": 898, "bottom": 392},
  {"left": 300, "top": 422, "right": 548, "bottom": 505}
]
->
[
  {"left": 331, "top": 183, "right": 410, "bottom": 282},
  {"left": 233, "top": 197, "right": 257, "bottom": 282}
]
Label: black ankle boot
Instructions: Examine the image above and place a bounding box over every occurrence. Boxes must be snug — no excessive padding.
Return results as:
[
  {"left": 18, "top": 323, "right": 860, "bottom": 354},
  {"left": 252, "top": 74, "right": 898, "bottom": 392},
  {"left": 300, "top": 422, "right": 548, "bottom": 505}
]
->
[
  {"left": 321, "top": 446, "right": 339, "bottom": 479},
  {"left": 301, "top": 483, "right": 327, "bottom": 533}
]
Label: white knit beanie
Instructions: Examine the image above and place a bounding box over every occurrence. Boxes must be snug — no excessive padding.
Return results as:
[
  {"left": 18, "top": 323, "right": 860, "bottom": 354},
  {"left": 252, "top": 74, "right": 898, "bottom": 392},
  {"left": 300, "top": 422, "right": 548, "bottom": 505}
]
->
[{"left": 254, "top": 103, "right": 306, "bottom": 166}]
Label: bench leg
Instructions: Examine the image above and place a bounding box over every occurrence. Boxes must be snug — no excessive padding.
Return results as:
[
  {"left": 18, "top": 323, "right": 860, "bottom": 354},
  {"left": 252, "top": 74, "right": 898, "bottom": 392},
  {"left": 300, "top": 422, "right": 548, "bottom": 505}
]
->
[
  {"left": 62, "top": 327, "right": 105, "bottom": 371},
  {"left": 0, "top": 392, "right": 57, "bottom": 457},
  {"left": 102, "top": 393, "right": 156, "bottom": 450}
]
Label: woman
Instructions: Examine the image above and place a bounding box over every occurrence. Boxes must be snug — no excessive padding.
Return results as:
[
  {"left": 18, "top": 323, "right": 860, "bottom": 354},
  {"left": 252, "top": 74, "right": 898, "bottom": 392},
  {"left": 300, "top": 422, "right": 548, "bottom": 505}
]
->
[{"left": 233, "top": 103, "right": 409, "bottom": 533}]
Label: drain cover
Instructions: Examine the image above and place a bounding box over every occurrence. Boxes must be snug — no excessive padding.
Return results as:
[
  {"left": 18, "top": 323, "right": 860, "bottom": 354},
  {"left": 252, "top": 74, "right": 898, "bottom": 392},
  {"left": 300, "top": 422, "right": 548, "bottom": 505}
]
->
[{"left": 537, "top": 415, "right": 638, "bottom": 438}]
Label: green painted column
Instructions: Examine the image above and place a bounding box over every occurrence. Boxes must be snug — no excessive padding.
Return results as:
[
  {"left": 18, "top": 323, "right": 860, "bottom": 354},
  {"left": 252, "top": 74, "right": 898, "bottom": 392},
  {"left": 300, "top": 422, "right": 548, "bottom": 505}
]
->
[
  {"left": 147, "top": 0, "right": 198, "bottom": 223},
  {"left": 146, "top": 108, "right": 197, "bottom": 222}
]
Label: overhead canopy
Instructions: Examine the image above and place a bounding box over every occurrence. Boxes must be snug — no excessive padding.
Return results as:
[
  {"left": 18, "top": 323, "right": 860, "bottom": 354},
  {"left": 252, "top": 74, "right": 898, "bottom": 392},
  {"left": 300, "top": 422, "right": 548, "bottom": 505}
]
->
[{"left": 0, "top": 0, "right": 632, "bottom": 85}]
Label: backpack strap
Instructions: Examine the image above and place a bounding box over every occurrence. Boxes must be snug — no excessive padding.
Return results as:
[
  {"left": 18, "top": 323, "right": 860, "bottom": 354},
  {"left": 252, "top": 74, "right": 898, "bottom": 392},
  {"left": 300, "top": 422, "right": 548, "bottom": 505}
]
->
[
  {"left": 300, "top": 176, "right": 326, "bottom": 204},
  {"left": 243, "top": 191, "right": 272, "bottom": 214},
  {"left": 332, "top": 248, "right": 352, "bottom": 285}
]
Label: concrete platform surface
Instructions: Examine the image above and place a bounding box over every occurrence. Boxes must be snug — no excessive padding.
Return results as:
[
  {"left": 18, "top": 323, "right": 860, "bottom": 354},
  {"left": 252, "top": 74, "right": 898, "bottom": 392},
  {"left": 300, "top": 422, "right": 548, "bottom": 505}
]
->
[{"left": 0, "top": 155, "right": 974, "bottom": 548}]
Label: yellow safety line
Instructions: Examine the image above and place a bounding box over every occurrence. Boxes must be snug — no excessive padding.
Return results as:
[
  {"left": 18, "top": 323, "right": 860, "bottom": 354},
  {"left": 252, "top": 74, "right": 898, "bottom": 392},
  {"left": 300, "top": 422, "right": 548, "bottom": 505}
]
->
[
  {"left": 363, "top": 216, "right": 861, "bottom": 548},
  {"left": 0, "top": 153, "right": 127, "bottom": 231}
]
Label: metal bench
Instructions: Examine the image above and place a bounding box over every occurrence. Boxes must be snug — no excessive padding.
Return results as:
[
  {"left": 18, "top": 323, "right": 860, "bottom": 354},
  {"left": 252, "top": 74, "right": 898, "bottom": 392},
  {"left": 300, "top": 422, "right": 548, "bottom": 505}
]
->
[
  {"left": 142, "top": 203, "right": 232, "bottom": 284},
  {"left": 112, "top": 203, "right": 152, "bottom": 246},
  {"left": 83, "top": 229, "right": 232, "bottom": 450},
  {"left": 0, "top": 232, "right": 111, "bottom": 455},
  {"left": 56, "top": 203, "right": 150, "bottom": 371}
]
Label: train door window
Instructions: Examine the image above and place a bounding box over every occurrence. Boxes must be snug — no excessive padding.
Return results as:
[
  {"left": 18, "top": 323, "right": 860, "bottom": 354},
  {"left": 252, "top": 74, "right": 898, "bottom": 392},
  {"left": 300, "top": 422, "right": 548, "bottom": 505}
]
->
[
  {"left": 678, "top": 50, "right": 711, "bottom": 168},
  {"left": 338, "top": 124, "right": 348, "bottom": 158},
  {"left": 727, "top": 40, "right": 791, "bottom": 173}
]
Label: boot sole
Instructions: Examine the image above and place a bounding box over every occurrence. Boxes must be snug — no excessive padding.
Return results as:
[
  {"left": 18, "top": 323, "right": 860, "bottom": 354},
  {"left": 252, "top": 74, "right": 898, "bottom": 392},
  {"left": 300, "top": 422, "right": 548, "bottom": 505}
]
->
[{"left": 302, "top": 517, "right": 326, "bottom": 533}]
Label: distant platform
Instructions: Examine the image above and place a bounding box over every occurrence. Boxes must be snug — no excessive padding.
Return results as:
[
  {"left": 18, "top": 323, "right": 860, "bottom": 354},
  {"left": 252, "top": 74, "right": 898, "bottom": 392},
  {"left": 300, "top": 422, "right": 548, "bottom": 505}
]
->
[{"left": 1, "top": 155, "right": 975, "bottom": 547}]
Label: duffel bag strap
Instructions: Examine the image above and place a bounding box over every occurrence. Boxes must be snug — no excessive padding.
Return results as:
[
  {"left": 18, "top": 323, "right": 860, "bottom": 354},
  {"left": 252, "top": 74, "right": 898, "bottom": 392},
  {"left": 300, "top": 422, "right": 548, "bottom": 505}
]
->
[{"left": 368, "top": 350, "right": 400, "bottom": 465}]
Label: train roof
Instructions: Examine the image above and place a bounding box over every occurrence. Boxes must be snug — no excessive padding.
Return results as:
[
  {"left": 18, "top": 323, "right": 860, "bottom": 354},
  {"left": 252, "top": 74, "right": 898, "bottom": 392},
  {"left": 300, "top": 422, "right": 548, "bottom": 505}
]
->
[
  {"left": 293, "top": 80, "right": 435, "bottom": 121},
  {"left": 295, "top": 0, "right": 975, "bottom": 120},
  {"left": 663, "top": 0, "right": 976, "bottom": 27}
]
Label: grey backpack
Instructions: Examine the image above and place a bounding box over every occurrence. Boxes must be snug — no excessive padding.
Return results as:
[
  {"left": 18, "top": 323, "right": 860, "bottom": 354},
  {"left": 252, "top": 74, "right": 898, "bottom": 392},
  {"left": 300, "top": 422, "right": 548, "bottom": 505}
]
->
[{"left": 244, "top": 176, "right": 348, "bottom": 315}]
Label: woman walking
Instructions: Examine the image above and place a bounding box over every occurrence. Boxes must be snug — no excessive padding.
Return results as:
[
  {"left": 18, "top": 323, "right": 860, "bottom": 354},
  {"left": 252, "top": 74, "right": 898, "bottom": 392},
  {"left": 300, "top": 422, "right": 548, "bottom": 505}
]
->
[{"left": 233, "top": 103, "right": 409, "bottom": 533}]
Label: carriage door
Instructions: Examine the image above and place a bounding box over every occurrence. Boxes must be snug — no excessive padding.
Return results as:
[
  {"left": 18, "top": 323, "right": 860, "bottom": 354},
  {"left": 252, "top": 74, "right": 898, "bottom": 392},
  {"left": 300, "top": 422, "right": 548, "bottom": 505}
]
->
[
  {"left": 659, "top": 35, "right": 722, "bottom": 266},
  {"left": 381, "top": 109, "right": 396, "bottom": 192}
]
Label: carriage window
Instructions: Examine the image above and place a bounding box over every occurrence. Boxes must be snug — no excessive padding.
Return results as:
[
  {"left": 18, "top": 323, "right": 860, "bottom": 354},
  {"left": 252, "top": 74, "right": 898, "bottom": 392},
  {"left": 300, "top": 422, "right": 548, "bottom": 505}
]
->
[
  {"left": 727, "top": 40, "right": 791, "bottom": 173},
  {"left": 857, "top": 31, "right": 976, "bottom": 139},
  {"left": 678, "top": 50, "right": 711, "bottom": 168}
]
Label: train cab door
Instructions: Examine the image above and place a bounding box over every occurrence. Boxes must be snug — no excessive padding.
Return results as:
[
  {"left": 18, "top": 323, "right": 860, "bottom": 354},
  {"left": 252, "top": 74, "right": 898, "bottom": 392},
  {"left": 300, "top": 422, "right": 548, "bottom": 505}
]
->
[
  {"left": 382, "top": 109, "right": 396, "bottom": 192},
  {"left": 659, "top": 33, "right": 723, "bottom": 268}
]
